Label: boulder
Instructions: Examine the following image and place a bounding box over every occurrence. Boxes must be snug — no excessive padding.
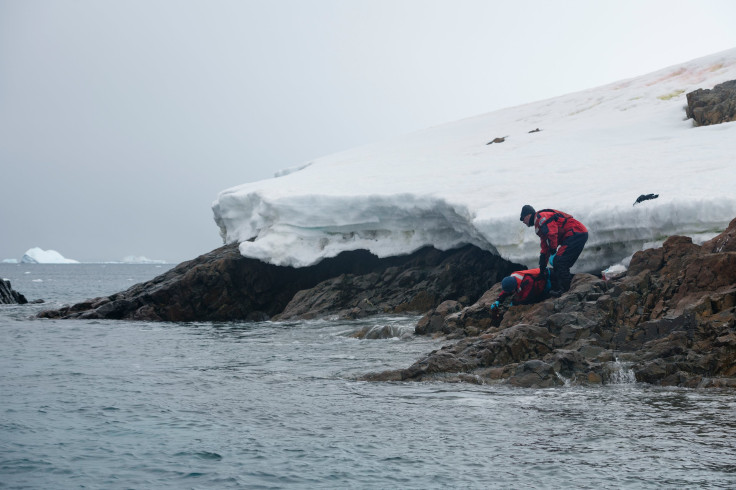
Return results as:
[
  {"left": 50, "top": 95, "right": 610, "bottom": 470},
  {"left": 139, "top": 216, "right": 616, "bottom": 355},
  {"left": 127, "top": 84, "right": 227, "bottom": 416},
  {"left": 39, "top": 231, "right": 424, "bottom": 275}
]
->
[
  {"left": 508, "top": 360, "right": 563, "bottom": 388},
  {"left": 685, "top": 79, "right": 736, "bottom": 126},
  {"left": 0, "top": 278, "right": 27, "bottom": 304}
]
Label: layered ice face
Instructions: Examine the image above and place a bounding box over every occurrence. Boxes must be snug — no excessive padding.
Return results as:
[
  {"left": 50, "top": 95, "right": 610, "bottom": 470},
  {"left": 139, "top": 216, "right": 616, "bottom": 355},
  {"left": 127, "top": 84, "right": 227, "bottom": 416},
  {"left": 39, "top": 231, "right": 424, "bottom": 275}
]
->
[{"left": 213, "top": 49, "right": 736, "bottom": 271}]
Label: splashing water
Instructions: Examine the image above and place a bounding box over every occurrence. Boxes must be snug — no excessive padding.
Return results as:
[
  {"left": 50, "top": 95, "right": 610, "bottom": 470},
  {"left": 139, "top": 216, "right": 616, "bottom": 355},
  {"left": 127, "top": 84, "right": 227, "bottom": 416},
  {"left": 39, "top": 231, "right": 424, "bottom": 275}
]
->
[{"left": 609, "top": 357, "right": 637, "bottom": 384}]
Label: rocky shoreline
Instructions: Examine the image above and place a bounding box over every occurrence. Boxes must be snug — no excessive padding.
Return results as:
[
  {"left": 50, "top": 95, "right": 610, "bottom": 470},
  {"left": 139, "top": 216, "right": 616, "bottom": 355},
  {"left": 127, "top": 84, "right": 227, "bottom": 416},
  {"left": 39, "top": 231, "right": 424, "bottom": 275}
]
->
[
  {"left": 364, "top": 217, "right": 736, "bottom": 388},
  {"left": 34, "top": 217, "right": 736, "bottom": 389}
]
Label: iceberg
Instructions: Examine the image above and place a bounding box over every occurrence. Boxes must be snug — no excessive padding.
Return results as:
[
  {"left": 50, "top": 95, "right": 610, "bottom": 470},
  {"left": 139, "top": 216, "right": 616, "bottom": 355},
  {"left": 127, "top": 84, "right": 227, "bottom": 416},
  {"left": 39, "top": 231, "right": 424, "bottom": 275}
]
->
[
  {"left": 212, "top": 49, "right": 736, "bottom": 271},
  {"left": 21, "top": 247, "right": 80, "bottom": 264},
  {"left": 120, "top": 255, "right": 168, "bottom": 264}
]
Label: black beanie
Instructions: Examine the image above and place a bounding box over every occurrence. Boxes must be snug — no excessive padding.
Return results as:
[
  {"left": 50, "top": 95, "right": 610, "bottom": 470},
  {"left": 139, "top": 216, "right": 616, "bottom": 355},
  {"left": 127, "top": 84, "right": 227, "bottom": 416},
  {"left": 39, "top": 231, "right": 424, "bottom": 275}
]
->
[{"left": 520, "top": 205, "right": 535, "bottom": 221}]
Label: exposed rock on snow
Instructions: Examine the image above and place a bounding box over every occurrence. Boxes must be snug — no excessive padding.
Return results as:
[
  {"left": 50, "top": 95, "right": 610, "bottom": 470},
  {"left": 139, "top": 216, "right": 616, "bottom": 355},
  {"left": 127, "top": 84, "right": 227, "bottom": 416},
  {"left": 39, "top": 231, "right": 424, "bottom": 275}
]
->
[{"left": 686, "top": 79, "right": 736, "bottom": 126}]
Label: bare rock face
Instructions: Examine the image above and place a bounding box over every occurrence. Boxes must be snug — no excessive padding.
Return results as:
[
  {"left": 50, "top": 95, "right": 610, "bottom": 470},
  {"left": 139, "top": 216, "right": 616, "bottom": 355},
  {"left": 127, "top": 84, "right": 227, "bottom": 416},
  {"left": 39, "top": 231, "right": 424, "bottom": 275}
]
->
[
  {"left": 0, "top": 278, "right": 27, "bottom": 305},
  {"left": 365, "top": 217, "right": 736, "bottom": 388},
  {"left": 37, "top": 244, "right": 523, "bottom": 322},
  {"left": 274, "top": 245, "right": 522, "bottom": 321},
  {"left": 685, "top": 79, "right": 736, "bottom": 126}
]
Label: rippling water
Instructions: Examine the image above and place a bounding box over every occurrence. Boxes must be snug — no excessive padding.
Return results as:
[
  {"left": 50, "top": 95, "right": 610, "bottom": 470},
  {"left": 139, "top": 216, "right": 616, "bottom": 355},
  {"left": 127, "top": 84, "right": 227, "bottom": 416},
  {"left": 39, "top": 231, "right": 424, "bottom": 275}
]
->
[{"left": 1, "top": 264, "right": 735, "bottom": 489}]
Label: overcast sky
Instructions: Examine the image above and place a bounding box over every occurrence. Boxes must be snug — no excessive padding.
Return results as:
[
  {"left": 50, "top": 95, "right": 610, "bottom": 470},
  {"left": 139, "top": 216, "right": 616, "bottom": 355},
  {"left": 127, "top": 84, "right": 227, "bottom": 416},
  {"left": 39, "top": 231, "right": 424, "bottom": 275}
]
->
[{"left": 1, "top": 0, "right": 735, "bottom": 263}]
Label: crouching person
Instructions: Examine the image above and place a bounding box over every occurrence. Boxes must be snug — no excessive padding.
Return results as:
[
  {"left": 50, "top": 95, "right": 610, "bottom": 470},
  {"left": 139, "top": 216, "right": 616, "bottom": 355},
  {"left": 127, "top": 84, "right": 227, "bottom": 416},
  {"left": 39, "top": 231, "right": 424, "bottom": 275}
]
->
[{"left": 489, "top": 268, "right": 550, "bottom": 324}]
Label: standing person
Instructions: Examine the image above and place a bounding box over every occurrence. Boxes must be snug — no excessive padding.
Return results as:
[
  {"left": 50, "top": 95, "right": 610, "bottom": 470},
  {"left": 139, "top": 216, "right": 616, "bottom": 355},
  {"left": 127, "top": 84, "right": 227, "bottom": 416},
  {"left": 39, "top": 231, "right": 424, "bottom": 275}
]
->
[{"left": 520, "top": 205, "right": 588, "bottom": 296}]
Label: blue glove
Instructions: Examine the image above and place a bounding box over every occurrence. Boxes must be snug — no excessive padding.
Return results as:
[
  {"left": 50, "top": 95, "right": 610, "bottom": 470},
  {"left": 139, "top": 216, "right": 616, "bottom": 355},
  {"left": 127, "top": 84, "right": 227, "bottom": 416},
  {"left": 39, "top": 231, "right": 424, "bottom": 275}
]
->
[{"left": 490, "top": 301, "right": 500, "bottom": 310}]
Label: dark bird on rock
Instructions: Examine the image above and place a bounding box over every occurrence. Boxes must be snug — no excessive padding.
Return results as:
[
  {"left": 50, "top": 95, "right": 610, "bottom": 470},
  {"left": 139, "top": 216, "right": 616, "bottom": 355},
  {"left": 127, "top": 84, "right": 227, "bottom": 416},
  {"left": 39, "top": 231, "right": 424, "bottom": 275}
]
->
[{"left": 633, "top": 193, "right": 659, "bottom": 206}]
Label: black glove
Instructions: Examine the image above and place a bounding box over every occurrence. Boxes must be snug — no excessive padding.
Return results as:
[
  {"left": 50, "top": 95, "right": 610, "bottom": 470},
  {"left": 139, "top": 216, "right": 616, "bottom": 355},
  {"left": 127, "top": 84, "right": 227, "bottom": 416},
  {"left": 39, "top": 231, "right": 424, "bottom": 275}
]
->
[{"left": 538, "top": 253, "right": 547, "bottom": 269}]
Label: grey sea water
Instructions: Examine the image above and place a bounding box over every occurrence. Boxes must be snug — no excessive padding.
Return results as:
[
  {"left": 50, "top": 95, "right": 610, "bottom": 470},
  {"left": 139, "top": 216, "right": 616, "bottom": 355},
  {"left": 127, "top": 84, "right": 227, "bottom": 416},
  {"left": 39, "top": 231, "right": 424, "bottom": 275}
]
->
[{"left": 1, "top": 264, "right": 735, "bottom": 489}]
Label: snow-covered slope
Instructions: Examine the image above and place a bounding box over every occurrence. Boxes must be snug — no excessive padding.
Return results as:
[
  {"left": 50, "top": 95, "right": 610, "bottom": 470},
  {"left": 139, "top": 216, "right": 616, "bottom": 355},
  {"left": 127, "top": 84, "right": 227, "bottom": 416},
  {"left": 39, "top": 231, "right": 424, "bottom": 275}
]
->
[{"left": 213, "top": 49, "right": 736, "bottom": 271}]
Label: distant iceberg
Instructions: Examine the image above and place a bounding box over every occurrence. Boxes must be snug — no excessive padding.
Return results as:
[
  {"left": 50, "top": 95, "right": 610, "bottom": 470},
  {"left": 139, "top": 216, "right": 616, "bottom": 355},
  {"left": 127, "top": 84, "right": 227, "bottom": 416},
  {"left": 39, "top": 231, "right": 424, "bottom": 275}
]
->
[
  {"left": 21, "top": 247, "right": 80, "bottom": 264},
  {"left": 120, "top": 255, "right": 168, "bottom": 264},
  {"left": 12, "top": 249, "right": 167, "bottom": 264}
]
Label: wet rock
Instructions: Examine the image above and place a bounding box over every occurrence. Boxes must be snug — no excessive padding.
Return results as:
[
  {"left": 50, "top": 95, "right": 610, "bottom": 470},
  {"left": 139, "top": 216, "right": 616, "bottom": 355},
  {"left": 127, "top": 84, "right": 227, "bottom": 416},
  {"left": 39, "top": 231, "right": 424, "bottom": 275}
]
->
[
  {"left": 0, "top": 278, "right": 27, "bottom": 305},
  {"left": 509, "top": 360, "right": 563, "bottom": 388},
  {"left": 415, "top": 300, "right": 462, "bottom": 336}
]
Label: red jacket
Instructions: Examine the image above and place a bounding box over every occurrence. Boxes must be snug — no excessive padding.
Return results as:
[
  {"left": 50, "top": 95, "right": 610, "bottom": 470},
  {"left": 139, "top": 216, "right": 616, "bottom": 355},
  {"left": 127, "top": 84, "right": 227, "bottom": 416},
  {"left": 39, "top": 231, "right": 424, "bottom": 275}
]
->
[
  {"left": 498, "top": 268, "right": 549, "bottom": 305},
  {"left": 534, "top": 209, "right": 587, "bottom": 258}
]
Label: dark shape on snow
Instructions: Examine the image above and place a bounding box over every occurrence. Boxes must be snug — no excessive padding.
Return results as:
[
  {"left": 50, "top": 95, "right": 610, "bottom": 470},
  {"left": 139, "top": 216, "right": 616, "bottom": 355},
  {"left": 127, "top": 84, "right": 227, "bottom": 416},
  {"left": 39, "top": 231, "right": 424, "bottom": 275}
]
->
[
  {"left": 486, "top": 136, "right": 507, "bottom": 145},
  {"left": 633, "top": 193, "right": 659, "bottom": 206},
  {"left": 528, "top": 128, "right": 542, "bottom": 133}
]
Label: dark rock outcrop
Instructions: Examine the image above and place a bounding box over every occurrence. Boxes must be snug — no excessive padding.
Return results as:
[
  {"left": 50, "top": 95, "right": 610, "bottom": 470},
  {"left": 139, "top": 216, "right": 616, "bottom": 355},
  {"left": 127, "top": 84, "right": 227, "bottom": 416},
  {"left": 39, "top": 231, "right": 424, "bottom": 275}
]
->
[
  {"left": 364, "top": 217, "right": 736, "bottom": 388},
  {"left": 274, "top": 245, "right": 521, "bottom": 320},
  {"left": 38, "top": 244, "right": 523, "bottom": 322},
  {"left": 685, "top": 79, "right": 736, "bottom": 126},
  {"left": 1, "top": 278, "right": 28, "bottom": 304}
]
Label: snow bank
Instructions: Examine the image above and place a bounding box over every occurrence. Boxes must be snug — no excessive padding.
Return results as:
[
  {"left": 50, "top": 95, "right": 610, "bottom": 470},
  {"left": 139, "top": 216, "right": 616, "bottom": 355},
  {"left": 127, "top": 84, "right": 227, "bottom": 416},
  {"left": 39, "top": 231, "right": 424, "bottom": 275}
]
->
[{"left": 213, "top": 49, "right": 736, "bottom": 271}]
